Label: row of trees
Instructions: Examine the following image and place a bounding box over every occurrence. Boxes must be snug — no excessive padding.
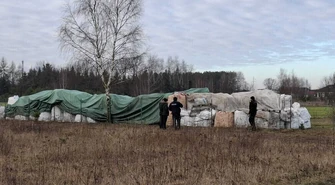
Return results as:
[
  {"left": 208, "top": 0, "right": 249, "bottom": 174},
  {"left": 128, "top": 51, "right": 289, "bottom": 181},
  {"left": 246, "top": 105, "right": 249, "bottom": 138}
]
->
[
  {"left": 0, "top": 56, "right": 249, "bottom": 101},
  {"left": 263, "top": 69, "right": 311, "bottom": 92},
  {"left": 263, "top": 69, "right": 312, "bottom": 100},
  {"left": 3, "top": 55, "right": 335, "bottom": 102}
]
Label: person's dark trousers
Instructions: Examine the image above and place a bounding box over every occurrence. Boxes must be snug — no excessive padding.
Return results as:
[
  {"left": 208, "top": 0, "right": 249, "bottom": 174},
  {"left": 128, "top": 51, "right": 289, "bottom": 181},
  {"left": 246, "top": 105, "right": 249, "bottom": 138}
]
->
[
  {"left": 172, "top": 115, "right": 181, "bottom": 129},
  {"left": 249, "top": 114, "right": 256, "bottom": 131},
  {"left": 160, "top": 115, "right": 167, "bottom": 129}
]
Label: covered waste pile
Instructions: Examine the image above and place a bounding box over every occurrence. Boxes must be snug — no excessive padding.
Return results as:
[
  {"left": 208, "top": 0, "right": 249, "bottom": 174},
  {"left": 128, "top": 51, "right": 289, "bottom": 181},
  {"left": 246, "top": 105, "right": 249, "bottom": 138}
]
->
[
  {"left": 178, "top": 89, "right": 311, "bottom": 129},
  {"left": 4, "top": 88, "right": 209, "bottom": 124},
  {"left": 3, "top": 88, "right": 311, "bottom": 129}
]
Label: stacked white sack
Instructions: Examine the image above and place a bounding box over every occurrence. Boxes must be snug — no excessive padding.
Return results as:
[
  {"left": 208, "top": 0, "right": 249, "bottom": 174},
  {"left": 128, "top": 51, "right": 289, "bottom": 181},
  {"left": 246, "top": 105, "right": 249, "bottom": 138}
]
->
[
  {"left": 290, "top": 102, "right": 311, "bottom": 129},
  {"left": 181, "top": 109, "right": 215, "bottom": 127},
  {"left": 14, "top": 115, "right": 28, "bottom": 120},
  {"left": 181, "top": 116, "right": 195, "bottom": 127},
  {"left": 75, "top": 114, "right": 87, "bottom": 123},
  {"left": 38, "top": 112, "right": 51, "bottom": 122},
  {"left": 51, "top": 106, "right": 64, "bottom": 122},
  {"left": 0, "top": 106, "right": 4, "bottom": 119},
  {"left": 194, "top": 109, "right": 216, "bottom": 127},
  {"left": 180, "top": 109, "right": 194, "bottom": 126},
  {"left": 234, "top": 110, "right": 249, "bottom": 127},
  {"left": 63, "top": 112, "right": 75, "bottom": 122},
  {"left": 234, "top": 110, "right": 278, "bottom": 129},
  {"left": 87, "top": 117, "right": 97, "bottom": 123}
]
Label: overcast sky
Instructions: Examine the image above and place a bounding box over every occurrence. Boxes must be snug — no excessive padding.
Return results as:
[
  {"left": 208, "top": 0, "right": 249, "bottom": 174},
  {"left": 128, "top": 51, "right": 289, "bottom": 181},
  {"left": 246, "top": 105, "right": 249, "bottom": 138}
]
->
[{"left": 0, "top": 0, "right": 334, "bottom": 89}]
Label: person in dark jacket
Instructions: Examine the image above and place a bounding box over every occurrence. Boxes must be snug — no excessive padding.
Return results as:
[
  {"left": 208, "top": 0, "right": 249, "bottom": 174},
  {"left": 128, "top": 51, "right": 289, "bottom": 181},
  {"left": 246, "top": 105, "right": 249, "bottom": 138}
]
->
[
  {"left": 169, "top": 97, "right": 183, "bottom": 129},
  {"left": 248, "top": 96, "right": 257, "bottom": 131},
  {"left": 159, "top": 98, "right": 169, "bottom": 129}
]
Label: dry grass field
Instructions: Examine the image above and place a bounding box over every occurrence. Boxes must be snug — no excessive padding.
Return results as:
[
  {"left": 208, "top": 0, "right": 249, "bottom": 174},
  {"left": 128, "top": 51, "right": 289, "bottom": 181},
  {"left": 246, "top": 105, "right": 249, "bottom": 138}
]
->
[{"left": 0, "top": 120, "right": 334, "bottom": 185}]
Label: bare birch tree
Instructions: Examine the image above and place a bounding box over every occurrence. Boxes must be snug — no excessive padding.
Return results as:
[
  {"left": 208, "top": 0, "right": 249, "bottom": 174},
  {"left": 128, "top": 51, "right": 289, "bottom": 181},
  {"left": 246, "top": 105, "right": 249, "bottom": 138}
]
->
[{"left": 59, "top": 0, "right": 143, "bottom": 122}]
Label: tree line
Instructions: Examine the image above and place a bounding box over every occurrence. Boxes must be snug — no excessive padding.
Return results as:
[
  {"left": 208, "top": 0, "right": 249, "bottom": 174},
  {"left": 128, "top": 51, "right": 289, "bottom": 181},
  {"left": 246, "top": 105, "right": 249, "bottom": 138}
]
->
[
  {"left": 2, "top": 55, "right": 335, "bottom": 102},
  {"left": 263, "top": 69, "right": 312, "bottom": 100},
  {"left": 0, "top": 56, "right": 249, "bottom": 102},
  {"left": 263, "top": 69, "right": 335, "bottom": 101}
]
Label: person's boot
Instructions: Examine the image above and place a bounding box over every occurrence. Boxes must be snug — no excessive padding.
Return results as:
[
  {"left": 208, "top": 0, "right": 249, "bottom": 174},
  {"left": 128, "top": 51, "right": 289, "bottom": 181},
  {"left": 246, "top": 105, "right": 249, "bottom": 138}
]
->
[
  {"left": 252, "top": 125, "right": 256, "bottom": 131},
  {"left": 175, "top": 122, "right": 180, "bottom": 130}
]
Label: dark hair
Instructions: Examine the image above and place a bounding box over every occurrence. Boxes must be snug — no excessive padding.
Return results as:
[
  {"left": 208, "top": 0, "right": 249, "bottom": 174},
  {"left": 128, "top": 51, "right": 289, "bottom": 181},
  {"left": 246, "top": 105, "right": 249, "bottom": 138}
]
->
[
  {"left": 250, "top": 96, "right": 255, "bottom": 100},
  {"left": 173, "top": 97, "right": 177, "bottom": 101},
  {"left": 163, "top": 98, "right": 168, "bottom": 102}
]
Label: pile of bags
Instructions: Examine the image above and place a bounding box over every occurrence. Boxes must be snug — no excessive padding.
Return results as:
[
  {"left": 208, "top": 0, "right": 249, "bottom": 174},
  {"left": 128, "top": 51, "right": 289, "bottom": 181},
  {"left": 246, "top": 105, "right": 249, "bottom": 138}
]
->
[
  {"left": 176, "top": 89, "right": 311, "bottom": 129},
  {"left": 3, "top": 105, "right": 97, "bottom": 123},
  {"left": 2, "top": 89, "right": 312, "bottom": 129}
]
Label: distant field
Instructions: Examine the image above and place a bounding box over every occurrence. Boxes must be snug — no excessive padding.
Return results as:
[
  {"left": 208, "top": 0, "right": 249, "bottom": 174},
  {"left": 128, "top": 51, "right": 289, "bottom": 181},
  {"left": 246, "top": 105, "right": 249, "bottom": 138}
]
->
[
  {"left": 0, "top": 102, "right": 6, "bottom": 106},
  {"left": 306, "top": 106, "right": 334, "bottom": 119}
]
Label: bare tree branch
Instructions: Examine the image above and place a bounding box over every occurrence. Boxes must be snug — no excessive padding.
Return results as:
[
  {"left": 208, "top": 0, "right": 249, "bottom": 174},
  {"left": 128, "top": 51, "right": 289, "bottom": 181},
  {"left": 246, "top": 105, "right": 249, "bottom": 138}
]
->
[{"left": 59, "top": 0, "right": 143, "bottom": 95}]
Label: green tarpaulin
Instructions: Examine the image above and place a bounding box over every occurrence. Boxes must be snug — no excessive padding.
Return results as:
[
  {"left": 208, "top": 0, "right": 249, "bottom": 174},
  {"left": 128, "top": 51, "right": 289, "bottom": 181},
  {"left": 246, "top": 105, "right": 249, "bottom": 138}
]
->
[{"left": 5, "top": 88, "right": 209, "bottom": 124}]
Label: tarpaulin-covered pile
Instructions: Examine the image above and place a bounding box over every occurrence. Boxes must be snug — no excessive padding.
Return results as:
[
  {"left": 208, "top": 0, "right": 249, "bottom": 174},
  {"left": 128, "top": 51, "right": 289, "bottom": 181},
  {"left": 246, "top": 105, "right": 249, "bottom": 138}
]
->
[
  {"left": 180, "top": 89, "right": 312, "bottom": 129},
  {"left": 4, "top": 88, "right": 209, "bottom": 124},
  {"left": 2, "top": 88, "right": 312, "bottom": 129}
]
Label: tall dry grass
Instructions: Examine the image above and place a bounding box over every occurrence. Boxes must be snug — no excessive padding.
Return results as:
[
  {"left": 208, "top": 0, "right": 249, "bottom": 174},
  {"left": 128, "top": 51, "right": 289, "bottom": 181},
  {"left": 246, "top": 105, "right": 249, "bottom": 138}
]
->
[{"left": 0, "top": 120, "right": 334, "bottom": 185}]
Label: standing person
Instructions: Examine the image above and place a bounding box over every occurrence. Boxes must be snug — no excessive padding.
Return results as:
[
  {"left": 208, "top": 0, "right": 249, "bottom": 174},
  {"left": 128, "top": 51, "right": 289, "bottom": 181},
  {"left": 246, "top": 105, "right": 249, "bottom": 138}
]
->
[
  {"left": 169, "top": 97, "right": 183, "bottom": 130},
  {"left": 159, "top": 98, "right": 169, "bottom": 129},
  {"left": 248, "top": 96, "right": 257, "bottom": 131}
]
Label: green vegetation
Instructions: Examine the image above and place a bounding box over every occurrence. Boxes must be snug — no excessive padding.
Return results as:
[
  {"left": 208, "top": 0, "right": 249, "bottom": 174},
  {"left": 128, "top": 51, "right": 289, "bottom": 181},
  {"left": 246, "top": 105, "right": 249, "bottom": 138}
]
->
[
  {"left": 308, "top": 106, "right": 334, "bottom": 130},
  {"left": 0, "top": 102, "right": 6, "bottom": 106},
  {"left": 307, "top": 106, "right": 334, "bottom": 119}
]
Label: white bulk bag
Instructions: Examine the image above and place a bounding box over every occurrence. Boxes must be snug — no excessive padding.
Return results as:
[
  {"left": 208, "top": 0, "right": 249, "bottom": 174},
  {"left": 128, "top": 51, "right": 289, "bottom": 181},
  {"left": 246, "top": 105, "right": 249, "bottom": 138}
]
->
[
  {"left": 51, "top": 106, "right": 64, "bottom": 122},
  {"left": 63, "top": 112, "right": 75, "bottom": 122},
  {"left": 0, "top": 106, "right": 5, "bottom": 119},
  {"left": 38, "top": 112, "right": 51, "bottom": 122},
  {"left": 234, "top": 110, "right": 249, "bottom": 127},
  {"left": 75, "top": 114, "right": 87, "bottom": 123},
  {"left": 87, "top": 117, "right": 97, "bottom": 123}
]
